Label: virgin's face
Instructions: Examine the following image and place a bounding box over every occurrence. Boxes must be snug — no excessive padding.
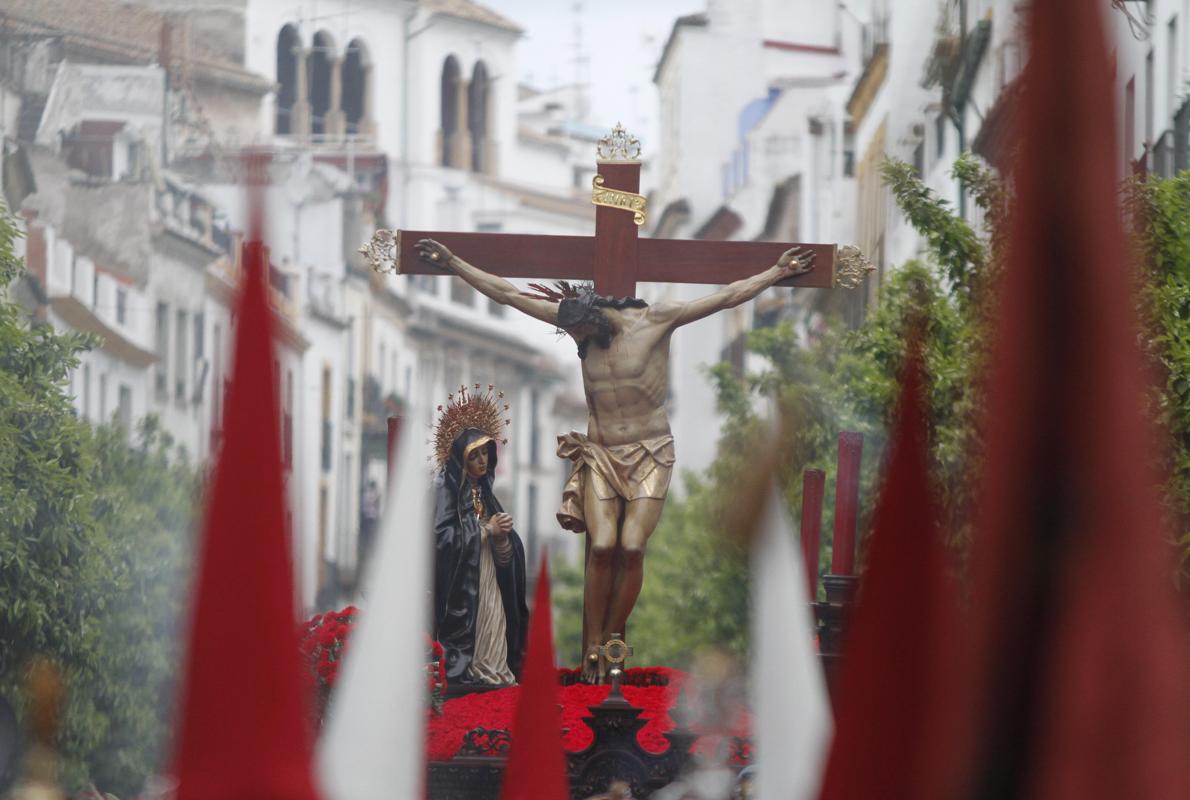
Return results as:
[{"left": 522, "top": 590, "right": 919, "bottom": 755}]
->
[{"left": 464, "top": 446, "right": 488, "bottom": 479}]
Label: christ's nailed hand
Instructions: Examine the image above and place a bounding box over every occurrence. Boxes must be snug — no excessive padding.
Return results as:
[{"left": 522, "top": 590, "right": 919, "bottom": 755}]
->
[
  {"left": 777, "top": 246, "right": 816, "bottom": 277},
  {"left": 415, "top": 239, "right": 454, "bottom": 265},
  {"left": 491, "top": 512, "right": 514, "bottom": 535}
]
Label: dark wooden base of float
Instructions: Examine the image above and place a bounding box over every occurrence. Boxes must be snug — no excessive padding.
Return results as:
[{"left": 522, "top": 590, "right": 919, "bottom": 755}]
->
[
  {"left": 426, "top": 687, "right": 707, "bottom": 800},
  {"left": 427, "top": 583, "right": 858, "bottom": 800},
  {"left": 443, "top": 681, "right": 510, "bottom": 700}
]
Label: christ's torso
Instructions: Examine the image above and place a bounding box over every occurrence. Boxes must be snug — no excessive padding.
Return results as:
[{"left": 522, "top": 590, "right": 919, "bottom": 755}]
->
[{"left": 578, "top": 308, "right": 672, "bottom": 447}]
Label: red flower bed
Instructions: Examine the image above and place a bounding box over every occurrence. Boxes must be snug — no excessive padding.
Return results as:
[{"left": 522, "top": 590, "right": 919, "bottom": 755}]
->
[
  {"left": 299, "top": 606, "right": 359, "bottom": 722},
  {"left": 425, "top": 667, "right": 752, "bottom": 764},
  {"left": 300, "top": 608, "right": 447, "bottom": 724}
]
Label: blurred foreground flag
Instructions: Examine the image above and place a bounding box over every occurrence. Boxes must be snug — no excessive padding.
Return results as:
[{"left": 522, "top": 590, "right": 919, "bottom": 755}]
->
[
  {"left": 498, "top": 557, "right": 569, "bottom": 800},
  {"left": 816, "top": 340, "right": 960, "bottom": 800},
  {"left": 317, "top": 410, "right": 433, "bottom": 800},
  {"left": 941, "top": 0, "right": 1190, "bottom": 797},
  {"left": 172, "top": 242, "right": 320, "bottom": 800},
  {"left": 751, "top": 477, "right": 832, "bottom": 800}
]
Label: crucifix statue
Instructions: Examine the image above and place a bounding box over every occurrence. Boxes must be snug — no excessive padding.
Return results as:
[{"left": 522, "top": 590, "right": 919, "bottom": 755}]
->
[{"left": 362, "top": 124, "right": 872, "bottom": 683}]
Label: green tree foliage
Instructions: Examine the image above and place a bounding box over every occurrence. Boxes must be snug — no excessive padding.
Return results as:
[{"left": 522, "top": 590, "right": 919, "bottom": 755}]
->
[
  {"left": 622, "top": 472, "right": 752, "bottom": 668},
  {"left": 81, "top": 420, "right": 196, "bottom": 792},
  {"left": 550, "top": 554, "right": 586, "bottom": 667},
  {"left": 0, "top": 207, "right": 196, "bottom": 795},
  {"left": 1130, "top": 173, "right": 1190, "bottom": 578}
]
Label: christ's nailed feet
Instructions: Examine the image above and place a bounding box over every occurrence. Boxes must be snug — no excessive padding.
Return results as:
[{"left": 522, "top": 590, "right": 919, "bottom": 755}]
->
[{"left": 582, "top": 646, "right": 605, "bottom": 685}]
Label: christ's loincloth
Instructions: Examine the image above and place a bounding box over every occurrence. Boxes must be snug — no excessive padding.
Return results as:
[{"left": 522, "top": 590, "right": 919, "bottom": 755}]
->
[{"left": 555, "top": 432, "right": 676, "bottom": 533}]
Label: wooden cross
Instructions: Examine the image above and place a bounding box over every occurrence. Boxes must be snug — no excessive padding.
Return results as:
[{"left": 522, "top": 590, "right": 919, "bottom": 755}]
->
[{"left": 363, "top": 124, "right": 870, "bottom": 296}]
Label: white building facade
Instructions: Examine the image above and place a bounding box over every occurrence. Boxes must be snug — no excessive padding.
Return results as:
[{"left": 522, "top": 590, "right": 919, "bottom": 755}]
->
[
  {"left": 2, "top": 0, "right": 599, "bottom": 611},
  {"left": 845, "top": 0, "right": 1190, "bottom": 290},
  {"left": 650, "top": 0, "right": 863, "bottom": 476}
]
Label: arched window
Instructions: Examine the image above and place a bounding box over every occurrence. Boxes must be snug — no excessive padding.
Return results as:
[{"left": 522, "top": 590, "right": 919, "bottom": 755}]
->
[
  {"left": 342, "top": 38, "right": 369, "bottom": 135},
  {"left": 441, "top": 55, "right": 461, "bottom": 167},
  {"left": 308, "top": 31, "right": 335, "bottom": 136},
  {"left": 275, "top": 25, "right": 300, "bottom": 134},
  {"left": 468, "top": 61, "right": 490, "bottom": 173}
]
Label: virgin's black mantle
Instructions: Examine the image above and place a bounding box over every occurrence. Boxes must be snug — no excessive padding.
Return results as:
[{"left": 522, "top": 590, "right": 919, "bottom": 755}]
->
[{"left": 433, "top": 427, "right": 529, "bottom": 683}]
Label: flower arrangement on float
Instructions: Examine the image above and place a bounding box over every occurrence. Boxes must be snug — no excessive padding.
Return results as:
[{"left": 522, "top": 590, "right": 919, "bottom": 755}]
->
[
  {"left": 424, "top": 666, "right": 752, "bottom": 763},
  {"left": 299, "top": 606, "right": 448, "bottom": 723}
]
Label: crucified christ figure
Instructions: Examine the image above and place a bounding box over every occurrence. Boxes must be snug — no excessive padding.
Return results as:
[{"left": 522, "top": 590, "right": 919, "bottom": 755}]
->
[{"left": 414, "top": 238, "right": 815, "bottom": 682}]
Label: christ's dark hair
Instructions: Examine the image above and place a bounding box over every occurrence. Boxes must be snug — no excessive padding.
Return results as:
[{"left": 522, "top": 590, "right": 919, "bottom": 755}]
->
[
  {"left": 556, "top": 289, "right": 648, "bottom": 359},
  {"left": 592, "top": 295, "right": 648, "bottom": 310}
]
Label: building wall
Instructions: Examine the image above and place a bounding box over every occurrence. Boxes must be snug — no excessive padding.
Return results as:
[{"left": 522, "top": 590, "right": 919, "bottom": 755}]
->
[
  {"left": 25, "top": 210, "right": 158, "bottom": 435},
  {"left": 1112, "top": 0, "right": 1190, "bottom": 173},
  {"left": 861, "top": 0, "right": 1190, "bottom": 281},
  {"left": 35, "top": 62, "right": 165, "bottom": 149},
  {"left": 68, "top": 346, "right": 147, "bottom": 429},
  {"left": 192, "top": 84, "right": 268, "bottom": 148},
  {"left": 650, "top": 1, "right": 860, "bottom": 478},
  {"left": 505, "top": 139, "right": 575, "bottom": 191},
  {"left": 406, "top": 14, "right": 519, "bottom": 181},
  {"left": 242, "top": 0, "right": 411, "bottom": 162},
  {"left": 148, "top": 245, "right": 213, "bottom": 459}
]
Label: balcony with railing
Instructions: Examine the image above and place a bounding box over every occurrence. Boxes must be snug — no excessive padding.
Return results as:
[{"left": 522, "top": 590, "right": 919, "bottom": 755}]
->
[
  {"left": 156, "top": 176, "right": 230, "bottom": 260},
  {"left": 210, "top": 245, "right": 301, "bottom": 325}
]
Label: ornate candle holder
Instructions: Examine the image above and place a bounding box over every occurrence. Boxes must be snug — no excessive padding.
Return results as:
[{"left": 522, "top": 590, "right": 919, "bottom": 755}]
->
[{"left": 600, "top": 633, "right": 633, "bottom": 696}]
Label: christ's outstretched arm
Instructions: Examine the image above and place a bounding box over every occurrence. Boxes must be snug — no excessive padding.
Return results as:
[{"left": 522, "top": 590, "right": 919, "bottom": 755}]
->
[
  {"left": 653, "top": 246, "right": 816, "bottom": 329},
  {"left": 414, "top": 239, "right": 559, "bottom": 325}
]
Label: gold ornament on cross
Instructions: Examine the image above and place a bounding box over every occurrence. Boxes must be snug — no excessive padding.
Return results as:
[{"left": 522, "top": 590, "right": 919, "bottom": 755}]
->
[
  {"left": 360, "top": 228, "right": 401, "bottom": 275},
  {"left": 596, "top": 122, "right": 642, "bottom": 162},
  {"left": 591, "top": 175, "right": 647, "bottom": 226},
  {"left": 834, "top": 245, "right": 876, "bottom": 289}
]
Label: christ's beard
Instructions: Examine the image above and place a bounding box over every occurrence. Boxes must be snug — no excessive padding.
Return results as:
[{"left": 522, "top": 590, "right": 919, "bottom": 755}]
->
[{"left": 576, "top": 333, "right": 611, "bottom": 360}]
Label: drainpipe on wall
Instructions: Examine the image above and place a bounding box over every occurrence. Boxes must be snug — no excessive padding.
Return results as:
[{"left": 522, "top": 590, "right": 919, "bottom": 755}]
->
[
  {"left": 954, "top": 0, "right": 968, "bottom": 221},
  {"left": 160, "top": 18, "right": 172, "bottom": 170}
]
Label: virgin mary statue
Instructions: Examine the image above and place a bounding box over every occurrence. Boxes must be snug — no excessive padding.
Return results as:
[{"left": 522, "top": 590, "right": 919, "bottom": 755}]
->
[{"left": 432, "top": 385, "right": 529, "bottom": 685}]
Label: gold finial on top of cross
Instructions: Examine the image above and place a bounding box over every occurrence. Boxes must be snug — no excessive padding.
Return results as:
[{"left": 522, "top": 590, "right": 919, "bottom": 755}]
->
[{"left": 596, "top": 123, "right": 642, "bottom": 162}]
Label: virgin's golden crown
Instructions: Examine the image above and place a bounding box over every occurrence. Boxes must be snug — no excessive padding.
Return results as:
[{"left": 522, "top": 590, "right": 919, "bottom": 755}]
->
[{"left": 433, "top": 384, "right": 511, "bottom": 466}]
